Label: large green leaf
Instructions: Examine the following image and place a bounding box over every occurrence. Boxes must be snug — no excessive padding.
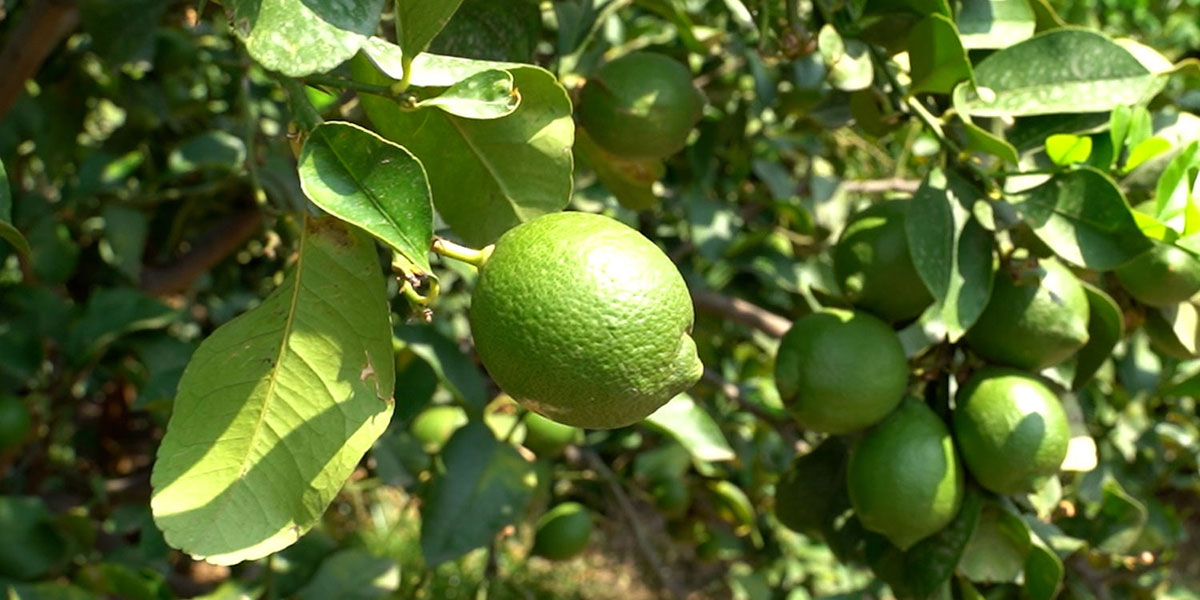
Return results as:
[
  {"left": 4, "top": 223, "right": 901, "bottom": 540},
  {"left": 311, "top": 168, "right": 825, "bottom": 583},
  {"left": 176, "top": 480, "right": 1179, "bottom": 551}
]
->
[
  {"left": 352, "top": 48, "right": 574, "bottom": 246},
  {"left": 396, "top": 0, "right": 466, "bottom": 58},
  {"left": 297, "top": 549, "right": 400, "bottom": 600},
  {"left": 956, "top": 0, "right": 1035, "bottom": 49},
  {"left": 228, "top": 0, "right": 384, "bottom": 77},
  {"left": 151, "top": 217, "right": 395, "bottom": 565},
  {"left": 1010, "top": 167, "right": 1152, "bottom": 269},
  {"left": 420, "top": 421, "right": 537, "bottom": 566},
  {"left": 643, "top": 394, "right": 735, "bottom": 467},
  {"left": 299, "top": 121, "right": 434, "bottom": 274},
  {"left": 956, "top": 29, "right": 1161, "bottom": 116},
  {"left": 574, "top": 127, "right": 662, "bottom": 211},
  {"left": 0, "top": 161, "right": 30, "bottom": 259},
  {"left": 906, "top": 168, "right": 995, "bottom": 341},
  {"left": 908, "top": 14, "right": 973, "bottom": 95},
  {"left": 1071, "top": 282, "right": 1124, "bottom": 390},
  {"left": 957, "top": 502, "right": 1030, "bottom": 583}
]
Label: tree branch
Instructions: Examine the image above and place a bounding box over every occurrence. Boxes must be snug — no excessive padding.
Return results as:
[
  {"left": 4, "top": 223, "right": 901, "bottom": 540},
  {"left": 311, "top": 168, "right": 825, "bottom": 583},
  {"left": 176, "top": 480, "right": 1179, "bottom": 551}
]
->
[
  {"left": 0, "top": 0, "right": 80, "bottom": 119},
  {"left": 839, "top": 178, "right": 921, "bottom": 194},
  {"left": 691, "top": 289, "right": 793, "bottom": 338},
  {"left": 139, "top": 207, "right": 263, "bottom": 297}
]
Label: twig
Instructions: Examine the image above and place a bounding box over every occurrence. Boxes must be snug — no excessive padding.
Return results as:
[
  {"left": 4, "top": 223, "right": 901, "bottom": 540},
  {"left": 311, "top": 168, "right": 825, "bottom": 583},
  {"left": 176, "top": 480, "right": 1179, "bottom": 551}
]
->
[
  {"left": 139, "top": 207, "right": 262, "bottom": 296},
  {"left": 0, "top": 0, "right": 80, "bottom": 119},
  {"left": 839, "top": 178, "right": 921, "bottom": 194},
  {"left": 582, "top": 449, "right": 686, "bottom": 600},
  {"left": 691, "top": 289, "right": 793, "bottom": 338}
]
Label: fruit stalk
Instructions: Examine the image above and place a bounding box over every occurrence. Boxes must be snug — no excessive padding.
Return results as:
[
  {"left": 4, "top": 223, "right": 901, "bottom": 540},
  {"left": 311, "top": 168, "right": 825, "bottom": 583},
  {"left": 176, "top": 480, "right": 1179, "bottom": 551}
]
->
[{"left": 432, "top": 237, "right": 493, "bottom": 267}]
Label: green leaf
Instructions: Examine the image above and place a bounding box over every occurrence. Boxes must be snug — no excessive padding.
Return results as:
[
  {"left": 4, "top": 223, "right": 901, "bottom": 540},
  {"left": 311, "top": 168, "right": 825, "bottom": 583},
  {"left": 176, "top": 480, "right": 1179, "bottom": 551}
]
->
[
  {"left": 151, "top": 217, "right": 396, "bottom": 565},
  {"left": 1092, "top": 477, "right": 1148, "bottom": 554},
  {"left": 394, "top": 324, "right": 488, "bottom": 416},
  {"left": 775, "top": 437, "right": 850, "bottom": 537},
  {"left": 956, "top": 29, "right": 1160, "bottom": 117},
  {"left": 228, "top": 0, "right": 385, "bottom": 77},
  {"left": 957, "top": 502, "right": 1030, "bottom": 583},
  {"left": 1122, "top": 136, "right": 1171, "bottom": 173},
  {"left": 298, "top": 121, "right": 434, "bottom": 274},
  {"left": 906, "top": 168, "right": 996, "bottom": 341},
  {"left": 868, "top": 488, "right": 983, "bottom": 599},
  {"left": 1071, "top": 282, "right": 1124, "bottom": 390},
  {"left": 297, "top": 549, "right": 400, "bottom": 600},
  {"left": 1024, "top": 526, "right": 1064, "bottom": 600},
  {"left": 416, "top": 69, "right": 520, "bottom": 120},
  {"left": 1044, "top": 134, "right": 1092, "bottom": 165},
  {"left": 1109, "top": 104, "right": 1133, "bottom": 158},
  {"left": 396, "top": 0, "right": 466, "bottom": 58},
  {"left": 427, "top": 0, "right": 542, "bottom": 63},
  {"left": 574, "top": 127, "right": 662, "bottom": 212},
  {"left": 1154, "top": 141, "right": 1200, "bottom": 229},
  {"left": 956, "top": 0, "right": 1036, "bottom": 49},
  {"left": 168, "top": 131, "right": 247, "bottom": 175},
  {"left": 1010, "top": 167, "right": 1152, "bottom": 270},
  {"left": 959, "top": 120, "right": 1020, "bottom": 164},
  {"left": 352, "top": 51, "right": 574, "bottom": 246},
  {"left": 908, "top": 14, "right": 973, "bottom": 95},
  {"left": 99, "top": 204, "right": 147, "bottom": 281},
  {"left": 1027, "top": 0, "right": 1066, "bottom": 31},
  {"left": 361, "top": 36, "right": 522, "bottom": 88},
  {"left": 420, "top": 421, "right": 537, "bottom": 566},
  {"left": 66, "top": 288, "right": 179, "bottom": 366},
  {"left": 818, "top": 25, "right": 873, "bottom": 92},
  {"left": 0, "top": 161, "right": 30, "bottom": 259},
  {"left": 643, "top": 394, "right": 736, "bottom": 466},
  {"left": 0, "top": 497, "right": 70, "bottom": 580}
]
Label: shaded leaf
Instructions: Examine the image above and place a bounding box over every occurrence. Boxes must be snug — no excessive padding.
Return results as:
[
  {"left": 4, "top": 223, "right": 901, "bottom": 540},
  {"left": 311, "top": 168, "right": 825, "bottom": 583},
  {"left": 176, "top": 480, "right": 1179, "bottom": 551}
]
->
[
  {"left": 420, "top": 422, "right": 537, "bottom": 565},
  {"left": 956, "top": 0, "right": 1036, "bottom": 49},
  {"left": 960, "top": 120, "right": 1019, "bottom": 164},
  {"left": 1024, "top": 526, "right": 1064, "bottom": 600},
  {"left": 643, "top": 394, "right": 735, "bottom": 465},
  {"left": 958, "top": 502, "right": 1030, "bottom": 583},
  {"left": 428, "top": 0, "right": 541, "bottom": 63},
  {"left": 168, "top": 131, "right": 246, "bottom": 175},
  {"left": 0, "top": 161, "right": 30, "bottom": 259},
  {"left": 66, "top": 288, "right": 179, "bottom": 366},
  {"left": 0, "top": 497, "right": 70, "bottom": 580},
  {"left": 228, "top": 0, "right": 384, "bottom": 77},
  {"left": 868, "top": 488, "right": 983, "bottom": 599},
  {"left": 909, "top": 14, "right": 973, "bottom": 94},
  {"left": 297, "top": 549, "right": 400, "bottom": 600},
  {"left": 396, "top": 0, "right": 465, "bottom": 58},
  {"left": 1071, "top": 282, "right": 1124, "bottom": 390},
  {"left": 299, "top": 121, "right": 434, "bottom": 274},
  {"left": 394, "top": 324, "right": 488, "bottom": 416},
  {"left": 574, "top": 127, "right": 662, "bottom": 212},
  {"left": 151, "top": 217, "right": 395, "bottom": 565},
  {"left": 774, "top": 438, "right": 850, "bottom": 537},
  {"left": 99, "top": 204, "right": 147, "bottom": 281},
  {"left": 1010, "top": 167, "right": 1151, "bottom": 270}
]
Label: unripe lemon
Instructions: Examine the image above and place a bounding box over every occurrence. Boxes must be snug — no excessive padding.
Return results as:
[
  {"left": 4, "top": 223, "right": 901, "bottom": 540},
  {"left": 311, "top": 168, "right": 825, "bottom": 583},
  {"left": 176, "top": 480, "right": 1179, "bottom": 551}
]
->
[
  {"left": 469, "top": 212, "right": 703, "bottom": 429},
  {"left": 833, "top": 200, "right": 933, "bottom": 323},
  {"left": 964, "top": 259, "right": 1089, "bottom": 371},
  {"left": 953, "top": 368, "right": 1070, "bottom": 495},
  {"left": 1115, "top": 242, "right": 1200, "bottom": 307},
  {"left": 847, "top": 397, "right": 964, "bottom": 550},
  {"left": 409, "top": 405, "right": 468, "bottom": 452},
  {"left": 531, "top": 502, "right": 593, "bottom": 561},
  {"left": 0, "top": 395, "right": 32, "bottom": 453},
  {"left": 773, "top": 309, "right": 908, "bottom": 434},
  {"left": 577, "top": 51, "right": 704, "bottom": 160},
  {"left": 523, "top": 412, "right": 583, "bottom": 457}
]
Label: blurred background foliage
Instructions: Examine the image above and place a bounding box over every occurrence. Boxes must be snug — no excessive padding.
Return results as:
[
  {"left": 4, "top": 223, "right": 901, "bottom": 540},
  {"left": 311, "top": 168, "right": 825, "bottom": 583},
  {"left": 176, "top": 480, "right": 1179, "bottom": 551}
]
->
[{"left": 0, "top": 0, "right": 1198, "bottom": 598}]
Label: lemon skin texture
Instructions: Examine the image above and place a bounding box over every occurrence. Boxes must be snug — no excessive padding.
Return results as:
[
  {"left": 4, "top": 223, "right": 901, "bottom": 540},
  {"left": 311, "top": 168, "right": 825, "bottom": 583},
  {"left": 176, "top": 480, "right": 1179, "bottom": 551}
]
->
[
  {"left": 964, "top": 259, "right": 1089, "bottom": 371},
  {"left": 531, "top": 502, "right": 594, "bottom": 561},
  {"left": 847, "top": 397, "right": 964, "bottom": 550},
  {"left": 1115, "top": 242, "right": 1200, "bottom": 307},
  {"left": 577, "top": 51, "right": 704, "bottom": 160},
  {"left": 773, "top": 309, "right": 908, "bottom": 434},
  {"left": 833, "top": 200, "right": 933, "bottom": 324},
  {"left": 0, "top": 395, "right": 32, "bottom": 453},
  {"left": 953, "top": 368, "right": 1070, "bottom": 495},
  {"left": 469, "top": 212, "right": 703, "bottom": 430}
]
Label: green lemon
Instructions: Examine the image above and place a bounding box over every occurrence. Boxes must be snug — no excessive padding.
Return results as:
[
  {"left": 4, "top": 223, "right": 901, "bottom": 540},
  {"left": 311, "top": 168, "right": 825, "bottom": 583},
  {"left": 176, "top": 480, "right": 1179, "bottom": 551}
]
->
[
  {"left": 773, "top": 309, "right": 908, "bottom": 434},
  {"left": 531, "top": 502, "right": 594, "bottom": 560},
  {"left": 847, "top": 397, "right": 964, "bottom": 551},
  {"left": 577, "top": 51, "right": 704, "bottom": 160},
  {"left": 833, "top": 200, "right": 933, "bottom": 323},
  {"left": 409, "top": 405, "right": 468, "bottom": 452},
  {"left": 469, "top": 212, "right": 703, "bottom": 429},
  {"left": 953, "top": 368, "right": 1070, "bottom": 495},
  {"left": 0, "top": 395, "right": 32, "bottom": 453},
  {"left": 964, "top": 259, "right": 1089, "bottom": 371},
  {"left": 523, "top": 412, "right": 583, "bottom": 457},
  {"left": 1115, "top": 242, "right": 1200, "bottom": 307}
]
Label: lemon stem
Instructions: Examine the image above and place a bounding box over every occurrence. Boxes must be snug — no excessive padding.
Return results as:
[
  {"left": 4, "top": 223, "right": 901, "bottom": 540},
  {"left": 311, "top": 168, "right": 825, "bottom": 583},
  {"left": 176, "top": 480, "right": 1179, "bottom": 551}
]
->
[{"left": 432, "top": 237, "right": 494, "bottom": 268}]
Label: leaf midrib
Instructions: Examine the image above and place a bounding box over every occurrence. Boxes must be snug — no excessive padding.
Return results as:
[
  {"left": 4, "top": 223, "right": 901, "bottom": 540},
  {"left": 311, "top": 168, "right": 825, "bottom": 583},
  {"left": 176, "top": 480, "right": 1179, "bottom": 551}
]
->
[{"left": 446, "top": 115, "right": 525, "bottom": 221}]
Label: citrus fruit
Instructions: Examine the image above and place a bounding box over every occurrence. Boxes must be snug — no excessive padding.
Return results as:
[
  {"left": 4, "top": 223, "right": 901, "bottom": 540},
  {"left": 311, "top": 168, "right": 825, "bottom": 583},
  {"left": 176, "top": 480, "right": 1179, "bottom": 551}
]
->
[
  {"left": 773, "top": 309, "right": 908, "bottom": 434},
  {"left": 1115, "top": 242, "right": 1200, "bottom": 307},
  {"left": 0, "top": 395, "right": 32, "bottom": 453},
  {"left": 846, "top": 397, "right": 964, "bottom": 550},
  {"left": 576, "top": 51, "right": 704, "bottom": 160},
  {"left": 409, "top": 405, "right": 467, "bottom": 452},
  {"left": 531, "top": 502, "right": 593, "bottom": 560},
  {"left": 833, "top": 200, "right": 933, "bottom": 323},
  {"left": 469, "top": 211, "right": 703, "bottom": 429},
  {"left": 964, "top": 259, "right": 1089, "bottom": 371},
  {"left": 952, "top": 368, "right": 1070, "bottom": 495},
  {"left": 523, "top": 411, "right": 583, "bottom": 456}
]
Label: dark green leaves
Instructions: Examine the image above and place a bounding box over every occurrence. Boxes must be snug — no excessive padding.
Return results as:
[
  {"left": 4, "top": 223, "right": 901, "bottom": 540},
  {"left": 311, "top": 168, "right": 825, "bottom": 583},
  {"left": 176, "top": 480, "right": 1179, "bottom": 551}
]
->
[
  {"left": 1071, "top": 283, "right": 1124, "bottom": 390},
  {"left": 956, "top": 0, "right": 1036, "bottom": 49},
  {"left": 908, "top": 14, "right": 972, "bottom": 95},
  {"left": 151, "top": 217, "right": 395, "bottom": 565},
  {"left": 1010, "top": 167, "right": 1151, "bottom": 270},
  {"left": 906, "top": 168, "right": 995, "bottom": 340},
  {"left": 396, "top": 0, "right": 466, "bottom": 58},
  {"left": 0, "top": 161, "right": 30, "bottom": 259},
  {"left": 299, "top": 122, "right": 434, "bottom": 274},
  {"left": 420, "top": 422, "right": 537, "bottom": 566},
  {"left": 228, "top": 0, "right": 385, "bottom": 77},
  {"left": 958, "top": 30, "right": 1161, "bottom": 116}
]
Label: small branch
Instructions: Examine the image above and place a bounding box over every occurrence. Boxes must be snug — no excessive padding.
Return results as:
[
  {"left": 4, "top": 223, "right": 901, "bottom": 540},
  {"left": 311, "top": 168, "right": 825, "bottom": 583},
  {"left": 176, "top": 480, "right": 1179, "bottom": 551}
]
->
[
  {"left": 278, "top": 76, "right": 323, "bottom": 133},
  {"left": 839, "top": 178, "right": 922, "bottom": 194},
  {"left": 432, "top": 237, "right": 493, "bottom": 268},
  {"left": 0, "top": 0, "right": 80, "bottom": 119},
  {"left": 691, "top": 289, "right": 793, "bottom": 338},
  {"left": 139, "top": 207, "right": 263, "bottom": 296},
  {"left": 303, "top": 73, "right": 417, "bottom": 105},
  {"left": 581, "top": 449, "right": 686, "bottom": 600}
]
